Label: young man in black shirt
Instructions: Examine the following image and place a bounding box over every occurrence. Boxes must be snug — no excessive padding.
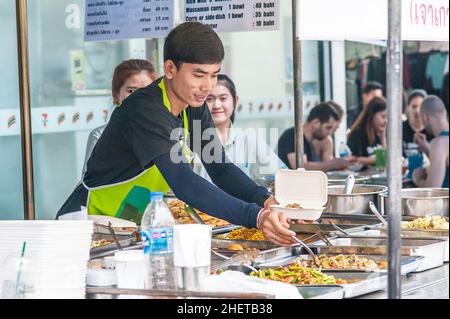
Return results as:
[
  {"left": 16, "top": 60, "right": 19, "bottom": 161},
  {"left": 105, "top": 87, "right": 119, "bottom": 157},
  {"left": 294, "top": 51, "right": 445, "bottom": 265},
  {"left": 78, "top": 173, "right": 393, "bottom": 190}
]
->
[
  {"left": 57, "top": 22, "right": 295, "bottom": 246},
  {"left": 277, "top": 103, "right": 351, "bottom": 171}
]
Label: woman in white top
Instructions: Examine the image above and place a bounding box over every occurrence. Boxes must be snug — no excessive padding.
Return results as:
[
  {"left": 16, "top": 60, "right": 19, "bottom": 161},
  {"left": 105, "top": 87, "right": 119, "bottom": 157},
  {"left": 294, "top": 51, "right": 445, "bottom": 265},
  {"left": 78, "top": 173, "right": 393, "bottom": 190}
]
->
[{"left": 202, "top": 74, "right": 286, "bottom": 186}]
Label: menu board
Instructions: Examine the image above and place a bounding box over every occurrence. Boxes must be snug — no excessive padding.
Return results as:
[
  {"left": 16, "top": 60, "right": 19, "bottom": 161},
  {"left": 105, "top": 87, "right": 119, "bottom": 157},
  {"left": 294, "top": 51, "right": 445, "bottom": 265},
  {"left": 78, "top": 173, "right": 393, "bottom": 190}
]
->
[
  {"left": 184, "top": 0, "right": 280, "bottom": 32},
  {"left": 84, "top": 0, "right": 174, "bottom": 41}
]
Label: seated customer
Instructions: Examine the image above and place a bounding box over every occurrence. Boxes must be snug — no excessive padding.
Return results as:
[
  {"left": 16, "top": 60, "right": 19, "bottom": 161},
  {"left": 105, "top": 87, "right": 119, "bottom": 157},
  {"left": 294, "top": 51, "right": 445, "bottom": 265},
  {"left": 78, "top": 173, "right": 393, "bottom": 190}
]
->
[
  {"left": 278, "top": 103, "right": 351, "bottom": 171},
  {"left": 204, "top": 74, "right": 286, "bottom": 186},
  {"left": 412, "top": 96, "right": 449, "bottom": 188},
  {"left": 403, "top": 89, "right": 433, "bottom": 156},
  {"left": 312, "top": 101, "right": 345, "bottom": 162},
  {"left": 82, "top": 59, "right": 158, "bottom": 177},
  {"left": 347, "top": 81, "right": 384, "bottom": 129},
  {"left": 347, "top": 97, "right": 387, "bottom": 166}
]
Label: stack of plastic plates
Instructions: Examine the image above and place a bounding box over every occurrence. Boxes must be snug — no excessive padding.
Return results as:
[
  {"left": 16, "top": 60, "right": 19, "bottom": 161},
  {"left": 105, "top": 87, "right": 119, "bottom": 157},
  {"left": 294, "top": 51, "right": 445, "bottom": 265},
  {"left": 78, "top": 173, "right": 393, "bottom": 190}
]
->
[{"left": 0, "top": 221, "right": 93, "bottom": 299}]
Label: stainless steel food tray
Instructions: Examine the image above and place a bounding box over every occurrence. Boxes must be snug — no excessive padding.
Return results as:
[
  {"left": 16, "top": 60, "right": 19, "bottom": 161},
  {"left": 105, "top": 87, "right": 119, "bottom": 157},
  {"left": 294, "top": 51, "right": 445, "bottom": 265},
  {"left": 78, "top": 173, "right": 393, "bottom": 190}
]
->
[
  {"left": 329, "top": 272, "right": 387, "bottom": 298},
  {"left": 351, "top": 227, "right": 449, "bottom": 264},
  {"left": 319, "top": 213, "right": 383, "bottom": 226},
  {"left": 255, "top": 254, "right": 422, "bottom": 275},
  {"left": 211, "top": 238, "right": 278, "bottom": 251},
  {"left": 298, "top": 286, "right": 345, "bottom": 299},
  {"left": 289, "top": 223, "right": 368, "bottom": 235},
  {"left": 238, "top": 265, "right": 388, "bottom": 298},
  {"left": 90, "top": 233, "right": 141, "bottom": 259},
  {"left": 312, "top": 236, "right": 446, "bottom": 272}
]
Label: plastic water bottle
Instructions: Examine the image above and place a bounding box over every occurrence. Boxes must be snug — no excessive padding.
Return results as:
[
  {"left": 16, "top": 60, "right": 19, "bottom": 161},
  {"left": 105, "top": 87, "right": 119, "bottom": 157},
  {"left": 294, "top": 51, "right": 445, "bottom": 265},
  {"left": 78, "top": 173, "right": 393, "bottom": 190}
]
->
[
  {"left": 141, "top": 192, "right": 176, "bottom": 290},
  {"left": 339, "top": 142, "right": 352, "bottom": 158}
]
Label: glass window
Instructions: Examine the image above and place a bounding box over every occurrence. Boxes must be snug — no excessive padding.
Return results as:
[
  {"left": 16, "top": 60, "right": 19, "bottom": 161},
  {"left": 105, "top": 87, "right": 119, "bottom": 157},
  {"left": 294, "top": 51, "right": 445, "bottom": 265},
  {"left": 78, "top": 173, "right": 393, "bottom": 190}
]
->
[
  {"left": 0, "top": 1, "right": 24, "bottom": 220},
  {"left": 27, "top": 0, "right": 161, "bottom": 219},
  {"left": 2, "top": 0, "right": 322, "bottom": 220}
]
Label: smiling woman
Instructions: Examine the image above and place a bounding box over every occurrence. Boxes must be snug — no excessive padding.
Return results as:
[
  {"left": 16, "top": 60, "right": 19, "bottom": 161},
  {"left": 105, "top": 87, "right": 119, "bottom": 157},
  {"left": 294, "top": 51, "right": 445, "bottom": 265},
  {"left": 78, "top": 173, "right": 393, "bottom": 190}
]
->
[{"left": 201, "top": 74, "right": 287, "bottom": 186}]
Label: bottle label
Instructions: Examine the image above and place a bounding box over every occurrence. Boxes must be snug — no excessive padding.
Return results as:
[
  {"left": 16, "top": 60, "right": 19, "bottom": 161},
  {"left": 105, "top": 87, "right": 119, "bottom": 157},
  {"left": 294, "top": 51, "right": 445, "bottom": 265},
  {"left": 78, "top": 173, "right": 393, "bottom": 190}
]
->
[{"left": 141, "top": 227, "right": 173, "bottom": 256}]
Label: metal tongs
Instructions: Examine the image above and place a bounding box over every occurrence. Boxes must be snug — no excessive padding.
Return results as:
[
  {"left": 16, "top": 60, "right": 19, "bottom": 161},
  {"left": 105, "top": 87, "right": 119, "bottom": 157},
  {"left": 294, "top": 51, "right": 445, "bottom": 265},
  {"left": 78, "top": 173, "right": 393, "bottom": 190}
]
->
[
  {"left": 369, "top": 201, "right": 388, "bottom": 226},
  {"left": 185, "top": 204, "right": 206, "bottom": 225},
  {"left": 291, "top": 236, "right": 320, "bottom": 268},
  {"left": 93, "top": 221, "right": 123, "bottom": 250},
  {"left": 328, "top": 221, "right": 350, "bottom": 236},
  {"left": 211, "top": 249, "right": 259, "bottom": 273}
]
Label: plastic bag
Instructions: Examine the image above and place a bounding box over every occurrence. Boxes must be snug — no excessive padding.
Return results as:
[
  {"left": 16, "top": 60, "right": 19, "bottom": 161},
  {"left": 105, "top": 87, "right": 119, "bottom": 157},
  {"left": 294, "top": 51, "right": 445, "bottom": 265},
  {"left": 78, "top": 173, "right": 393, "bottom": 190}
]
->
[{"left": 199, "top": 271, "right": 303, "bottom": 299}]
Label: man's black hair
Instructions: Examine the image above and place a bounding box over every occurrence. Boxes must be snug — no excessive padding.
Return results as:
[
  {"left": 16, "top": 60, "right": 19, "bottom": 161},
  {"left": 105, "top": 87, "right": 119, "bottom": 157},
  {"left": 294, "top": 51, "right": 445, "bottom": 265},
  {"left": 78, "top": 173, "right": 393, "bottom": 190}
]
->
[
  {"left": 164, "top": 22, "right": 225, "bottom": 68},
  {"left": 307, "top": 102, "right": 340, "bottom": 124},
  {"left": 362, "top": 81, "right": 384, "bottom": 95}
]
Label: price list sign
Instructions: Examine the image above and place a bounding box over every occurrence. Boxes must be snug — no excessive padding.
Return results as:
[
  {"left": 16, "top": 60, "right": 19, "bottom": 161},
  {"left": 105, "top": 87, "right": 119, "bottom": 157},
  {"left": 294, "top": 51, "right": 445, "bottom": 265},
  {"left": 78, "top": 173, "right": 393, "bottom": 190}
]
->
[
  {"left": 184, "top": 0, "right": 280, "bottom": 32},
  {"left": 85, "top": 0, "right": 174, "bottom": 42}
]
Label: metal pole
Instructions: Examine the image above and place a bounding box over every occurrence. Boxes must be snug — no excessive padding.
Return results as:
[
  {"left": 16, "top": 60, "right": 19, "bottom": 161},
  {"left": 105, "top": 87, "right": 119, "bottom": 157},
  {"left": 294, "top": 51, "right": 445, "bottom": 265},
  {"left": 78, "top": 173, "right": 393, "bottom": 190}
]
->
[
  {"left": 16, "top": 0, "right": 35, "bottom": 220},
  {"left": 292, "top": 0, "right": 304, "bottom": 169},
  {"left": 387, "top": 0, "right": 403, "bottom": 299}
]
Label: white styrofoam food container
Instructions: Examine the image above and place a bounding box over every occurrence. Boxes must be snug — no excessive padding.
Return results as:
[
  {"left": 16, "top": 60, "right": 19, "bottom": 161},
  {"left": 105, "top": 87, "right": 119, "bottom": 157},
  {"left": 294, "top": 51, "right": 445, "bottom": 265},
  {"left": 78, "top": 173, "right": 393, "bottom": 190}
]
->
[{"left": 270, "top": 169, "right": 328, "bottom": 220}]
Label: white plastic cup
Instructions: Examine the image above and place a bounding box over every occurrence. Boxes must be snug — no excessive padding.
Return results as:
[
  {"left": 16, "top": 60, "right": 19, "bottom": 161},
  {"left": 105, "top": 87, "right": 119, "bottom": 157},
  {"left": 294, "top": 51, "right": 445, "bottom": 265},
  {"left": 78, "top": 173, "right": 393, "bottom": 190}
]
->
[
  {"left": 114, "top": 250, "right": 147, "bottom": 290},
  {"left": 173, "top": 225, "right": 211, "bottom": 291}
]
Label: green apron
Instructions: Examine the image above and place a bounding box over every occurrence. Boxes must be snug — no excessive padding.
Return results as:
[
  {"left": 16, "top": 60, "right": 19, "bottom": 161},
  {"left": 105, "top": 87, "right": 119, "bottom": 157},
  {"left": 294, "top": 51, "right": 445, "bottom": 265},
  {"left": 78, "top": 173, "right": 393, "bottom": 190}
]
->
[{"left": 84, "top": 80, "right": 192, "bottom": 224}]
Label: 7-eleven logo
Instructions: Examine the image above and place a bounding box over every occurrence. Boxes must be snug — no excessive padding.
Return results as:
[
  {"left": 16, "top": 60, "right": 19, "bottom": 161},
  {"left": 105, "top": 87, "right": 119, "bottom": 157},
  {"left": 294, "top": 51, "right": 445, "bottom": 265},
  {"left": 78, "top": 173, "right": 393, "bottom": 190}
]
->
[
  {"left": 7, "top": 115, "right": 16, "bottom": 128},
  {"left": 86, "top": 111, "right": 94, "bottom": 123},
  {"left": 42, "top": 113, "right": 48, "bottom": 127},
  {"left": 72, "top": 112, "right": 80, "bottom": 124},
  {"left": 57, "top": 113, "right": 66, "bottom": 125}
]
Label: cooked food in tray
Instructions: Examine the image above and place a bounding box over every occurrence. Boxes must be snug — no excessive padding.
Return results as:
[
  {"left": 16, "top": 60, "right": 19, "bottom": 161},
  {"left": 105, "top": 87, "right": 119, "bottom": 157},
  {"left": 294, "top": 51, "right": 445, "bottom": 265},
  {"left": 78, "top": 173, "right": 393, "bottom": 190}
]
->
[
  {"left": 168, "top": 199, "right": 230, "bottom": 227},
  {"left": 90, "top": 239, "right": 112, "bottom": 248},
  {"left": 402, "top": 216, "right": 449, "bottom": 230},
  {"left": 250, "top": 263, "right": 348, "bottom": 285},
  {"left": 225, "top": 228, "right": 266, "bottom": 241},
  {"left": 301, "top": 254, "right": 387, "bottom": 270}
]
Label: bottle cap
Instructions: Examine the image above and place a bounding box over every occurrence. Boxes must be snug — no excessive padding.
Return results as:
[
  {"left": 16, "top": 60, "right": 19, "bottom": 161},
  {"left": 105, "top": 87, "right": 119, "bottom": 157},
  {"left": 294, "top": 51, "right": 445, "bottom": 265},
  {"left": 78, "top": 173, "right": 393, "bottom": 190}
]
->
[{"left": 150, "top": 192, "right": 164, "bottom": 202}]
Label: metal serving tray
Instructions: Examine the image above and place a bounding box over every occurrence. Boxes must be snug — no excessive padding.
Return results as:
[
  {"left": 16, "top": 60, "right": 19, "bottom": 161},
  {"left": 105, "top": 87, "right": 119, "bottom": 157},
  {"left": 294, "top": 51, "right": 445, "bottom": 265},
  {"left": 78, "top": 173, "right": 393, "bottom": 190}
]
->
[
  {"left": 255, "top": 254, "right": 422, "bottom": 275},
  {"left": 312, "top": 236, "right": 446, "bottom": 272},
  {"left": 236, "top": 264, "right": 387, "bottom": 298},
  {"left": 328, "top": 271, "right": 387, "bottom": 298},
  {"left": 298, "top": 286, "right": 345, "bottom": 299},
  {"left": 319, "top": 213, "right": 383, "bottom": 226},
  {"left": 90, "top": 233, "right": 141, "bottom": 259},
  {"left": 211, "top": 225, "right": 241, "bottom": 235},
  {"left": 211, "top": 238, "right": 278, "bottom": 251},
  {"left": 354, "top": 227, "right": 449, "bottom": 263},
  {"left": 289, "top": 223, "right": 368, "bottom": 235}
]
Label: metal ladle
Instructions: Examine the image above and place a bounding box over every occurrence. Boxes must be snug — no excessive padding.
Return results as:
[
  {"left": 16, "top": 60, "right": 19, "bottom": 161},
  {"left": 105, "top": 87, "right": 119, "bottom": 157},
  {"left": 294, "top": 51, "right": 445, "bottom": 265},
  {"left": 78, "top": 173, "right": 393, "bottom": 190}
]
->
[
  {"left": 344, "top": 174, "right": 356, "bottom": 195},
  {"left": 369, "top": 201, "right": 388, "bottom": 226}
]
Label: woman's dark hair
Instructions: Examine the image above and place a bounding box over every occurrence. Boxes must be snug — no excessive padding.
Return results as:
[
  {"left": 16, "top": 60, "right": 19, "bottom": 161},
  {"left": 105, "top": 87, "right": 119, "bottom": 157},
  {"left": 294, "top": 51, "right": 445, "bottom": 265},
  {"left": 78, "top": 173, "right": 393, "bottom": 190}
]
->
[
  {"left": 307, "top": 103, "right": 340, "bottom": 124},
  {"left": 349, "top": 96, "right": 387, "bottom": 145},
  {"left": 164, "top": 22, "right": 225, "bottom": 69},
  {"left": 217, "top": 74, "right": 237, "bottom": 123},
  {"left": 408, "top": 89, "right": 428, "bottom": 105},
  {"left": 112, "top": 59, "right": 155, "bottom": 105}
]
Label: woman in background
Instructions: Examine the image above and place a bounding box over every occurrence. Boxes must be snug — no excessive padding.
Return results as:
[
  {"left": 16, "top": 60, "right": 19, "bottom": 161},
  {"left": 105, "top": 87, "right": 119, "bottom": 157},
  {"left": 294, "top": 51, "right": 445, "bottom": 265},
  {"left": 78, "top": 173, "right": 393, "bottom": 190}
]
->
[
  {"left": 347, "top": 97, "right": 388, "bottom": 166},
  {"left": 204, "top": 74, "right": 286, "bottom": 186},
  {"left": 82, "top": 59, "right": 158, "bottom": 176}
]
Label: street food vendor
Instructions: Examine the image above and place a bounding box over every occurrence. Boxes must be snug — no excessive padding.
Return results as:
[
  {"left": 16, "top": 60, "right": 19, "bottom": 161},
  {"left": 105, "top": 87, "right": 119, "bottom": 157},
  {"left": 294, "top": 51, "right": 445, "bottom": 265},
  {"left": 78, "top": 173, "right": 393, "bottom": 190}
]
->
[{"left": 57, "top": 22, "right": 295, "bottom": 246}]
